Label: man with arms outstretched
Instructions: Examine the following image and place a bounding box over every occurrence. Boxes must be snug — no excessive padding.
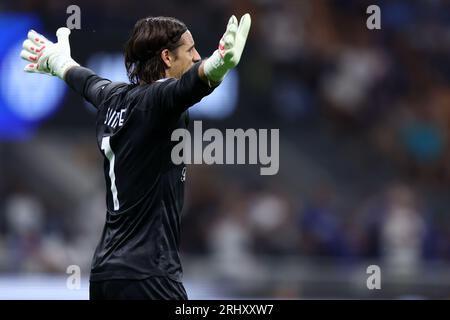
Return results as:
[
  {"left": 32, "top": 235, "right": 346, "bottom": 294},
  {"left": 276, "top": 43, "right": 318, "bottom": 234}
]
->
[{"left": 20, "top": 14, "right": 251, "bottom": 300}]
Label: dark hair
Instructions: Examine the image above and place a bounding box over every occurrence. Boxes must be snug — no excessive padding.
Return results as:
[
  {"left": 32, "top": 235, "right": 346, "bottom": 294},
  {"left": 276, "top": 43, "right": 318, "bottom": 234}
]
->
[{"left": 124, "top": 16, "right": 187, "bottom": 84}]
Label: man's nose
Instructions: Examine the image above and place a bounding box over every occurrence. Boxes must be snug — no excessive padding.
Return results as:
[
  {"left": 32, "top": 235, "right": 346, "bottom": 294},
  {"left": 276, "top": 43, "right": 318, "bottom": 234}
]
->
[{"left": 193, "top": 48, "right": 201, "bottom": 62}]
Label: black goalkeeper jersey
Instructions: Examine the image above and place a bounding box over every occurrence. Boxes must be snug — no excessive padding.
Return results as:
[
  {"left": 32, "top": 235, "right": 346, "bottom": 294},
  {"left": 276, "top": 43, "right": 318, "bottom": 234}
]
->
[{"left": 65, "top": 62, "right": 214, "bottom": 282}]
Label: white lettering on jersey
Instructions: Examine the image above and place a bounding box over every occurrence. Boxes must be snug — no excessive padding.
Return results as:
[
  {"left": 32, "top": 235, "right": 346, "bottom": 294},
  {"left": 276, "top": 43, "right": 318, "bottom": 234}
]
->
[
  {"left": 104, "top": 107, "right": 127, "bottom": 129},
  {"left": 181, "top": 166, "right": 187, "bottom": 182}
]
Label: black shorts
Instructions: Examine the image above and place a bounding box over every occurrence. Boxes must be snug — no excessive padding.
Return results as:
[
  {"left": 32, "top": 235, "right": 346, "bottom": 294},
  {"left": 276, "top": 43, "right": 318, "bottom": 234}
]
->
[{"left": 89, "top": 276, "right": 188, "bottom": 300}]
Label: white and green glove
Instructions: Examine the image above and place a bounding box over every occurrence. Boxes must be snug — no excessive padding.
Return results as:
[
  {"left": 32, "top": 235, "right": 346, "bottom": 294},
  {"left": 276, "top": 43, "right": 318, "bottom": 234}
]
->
[
  {"left": 20, "top": 27, "right": 79, "bottom": 80},
  {"left": 204, "top": 13, "right": 251, "bottom": 83}
]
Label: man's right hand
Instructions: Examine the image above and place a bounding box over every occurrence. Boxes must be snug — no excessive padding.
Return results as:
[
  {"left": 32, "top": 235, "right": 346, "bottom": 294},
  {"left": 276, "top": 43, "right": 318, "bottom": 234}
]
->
[{"left": 20, "top": 27, "right": 79, "bottom": 80}]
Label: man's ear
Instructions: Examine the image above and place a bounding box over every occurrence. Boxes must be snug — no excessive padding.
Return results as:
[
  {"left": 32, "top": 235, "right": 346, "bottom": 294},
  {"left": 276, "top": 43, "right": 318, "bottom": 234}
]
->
[{"left": 161, "top": 49, "right": 171, "bottom": 68}]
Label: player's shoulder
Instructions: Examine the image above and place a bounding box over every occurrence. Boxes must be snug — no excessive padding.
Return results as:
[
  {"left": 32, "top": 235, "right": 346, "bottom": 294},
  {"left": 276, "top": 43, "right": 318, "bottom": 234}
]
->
[
  {"left": 130, "top": 78, "right": 176, "bottom": 107},
  {"left": 96, "top": 82, "right": 130, "bottom": 110},
  {"left": 104, "top": 81, "right": 130, "bottom": 96}
]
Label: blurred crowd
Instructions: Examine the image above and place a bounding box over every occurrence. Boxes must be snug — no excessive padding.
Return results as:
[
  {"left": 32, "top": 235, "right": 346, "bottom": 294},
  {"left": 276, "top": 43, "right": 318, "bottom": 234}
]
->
[{"left": 1, "top": 0, "right": 450, "bottom": 292}]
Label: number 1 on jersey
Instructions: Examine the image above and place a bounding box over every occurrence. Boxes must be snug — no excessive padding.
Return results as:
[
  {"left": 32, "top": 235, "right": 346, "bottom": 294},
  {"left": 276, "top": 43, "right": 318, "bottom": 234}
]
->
[{"left": 101, "top": 136, "right": 120, "bottom": 210}]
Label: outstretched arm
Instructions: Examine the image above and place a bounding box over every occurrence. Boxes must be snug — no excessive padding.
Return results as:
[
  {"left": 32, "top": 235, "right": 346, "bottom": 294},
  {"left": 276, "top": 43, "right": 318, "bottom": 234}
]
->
[
  {"left": 20, "top": 11, "right": 251, "bottom": 84},
  {"left": 20, "top": 13, "right": 252, "bottom": 111},
  {"left": 65, "top": 67, "right": 124, "bottom": 110},
  {"left": 202, "top": 13, "right": 251, "bottom": 85},
  {"left": 20, "top": 28, "right": 124, "bottom": 109}
]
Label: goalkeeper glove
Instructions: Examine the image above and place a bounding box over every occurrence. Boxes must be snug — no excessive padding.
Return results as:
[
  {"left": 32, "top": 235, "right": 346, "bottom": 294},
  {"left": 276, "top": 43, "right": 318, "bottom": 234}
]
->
[
  {"left": 20, "top": 27, "right": 79, "bottom": 80},
  {"left": 204, "top": 13, "right": 251, "bottom": 83}
]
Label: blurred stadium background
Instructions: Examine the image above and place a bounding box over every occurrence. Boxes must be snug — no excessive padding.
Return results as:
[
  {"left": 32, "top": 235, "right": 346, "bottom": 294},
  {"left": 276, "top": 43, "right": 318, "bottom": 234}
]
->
[{"left": 1, "top": 0, "right": 450, "bottom": 299}]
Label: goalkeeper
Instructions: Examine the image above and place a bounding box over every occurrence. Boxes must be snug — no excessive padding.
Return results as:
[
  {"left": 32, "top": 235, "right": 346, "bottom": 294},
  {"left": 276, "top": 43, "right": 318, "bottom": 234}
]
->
[{"left": 20, "top": 14, "right": 251, "bottom": 300}]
